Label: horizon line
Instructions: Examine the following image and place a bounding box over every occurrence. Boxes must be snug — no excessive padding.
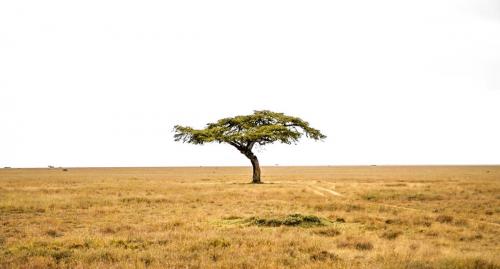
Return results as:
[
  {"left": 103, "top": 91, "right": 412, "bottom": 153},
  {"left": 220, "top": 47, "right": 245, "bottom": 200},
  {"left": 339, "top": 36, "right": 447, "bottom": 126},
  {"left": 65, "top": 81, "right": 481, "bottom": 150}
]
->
[{"left": 2, "top": 164, "right": 500, "bottom": 169}]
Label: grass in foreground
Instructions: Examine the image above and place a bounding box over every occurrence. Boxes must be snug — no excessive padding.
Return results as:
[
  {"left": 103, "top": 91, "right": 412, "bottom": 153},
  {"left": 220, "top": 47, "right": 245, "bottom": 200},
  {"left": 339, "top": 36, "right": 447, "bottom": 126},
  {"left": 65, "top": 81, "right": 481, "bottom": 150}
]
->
[{"left": 0, "top": 166, "right": 499, "bottom": 268}]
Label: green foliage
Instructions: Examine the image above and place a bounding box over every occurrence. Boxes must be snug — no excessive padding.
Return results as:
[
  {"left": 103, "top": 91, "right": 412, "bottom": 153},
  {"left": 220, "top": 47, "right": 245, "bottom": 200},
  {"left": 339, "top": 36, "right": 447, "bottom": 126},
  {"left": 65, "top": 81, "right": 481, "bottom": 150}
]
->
[
  {"left": 173, "top": 110, "right": 326, "bottom": 149},
  {"left": 247, "top": 213, "right": 327, "bottom": 227}
]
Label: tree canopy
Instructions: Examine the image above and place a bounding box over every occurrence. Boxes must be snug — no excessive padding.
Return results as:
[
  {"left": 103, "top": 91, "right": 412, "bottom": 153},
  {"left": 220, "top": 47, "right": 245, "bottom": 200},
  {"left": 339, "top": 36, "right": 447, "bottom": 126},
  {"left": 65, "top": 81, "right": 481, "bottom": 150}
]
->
[{"left": 174, "top": 110, "right": 325, "bottom": 146}]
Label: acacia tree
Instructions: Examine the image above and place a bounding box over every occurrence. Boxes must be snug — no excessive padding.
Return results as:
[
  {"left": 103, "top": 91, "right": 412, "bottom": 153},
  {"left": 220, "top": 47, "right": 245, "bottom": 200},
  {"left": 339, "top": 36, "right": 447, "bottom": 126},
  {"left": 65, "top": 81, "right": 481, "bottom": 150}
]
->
[{"left": 173, "top": 110, "right": 326, "bottom": 183}]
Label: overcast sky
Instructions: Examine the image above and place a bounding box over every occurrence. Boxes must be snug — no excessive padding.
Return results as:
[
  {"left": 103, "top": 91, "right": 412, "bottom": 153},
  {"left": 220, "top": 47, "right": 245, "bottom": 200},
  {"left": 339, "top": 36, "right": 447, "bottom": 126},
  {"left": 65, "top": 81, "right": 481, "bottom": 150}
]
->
[{"left": 1, "top": 0, "right": 499, "bottom": 167}]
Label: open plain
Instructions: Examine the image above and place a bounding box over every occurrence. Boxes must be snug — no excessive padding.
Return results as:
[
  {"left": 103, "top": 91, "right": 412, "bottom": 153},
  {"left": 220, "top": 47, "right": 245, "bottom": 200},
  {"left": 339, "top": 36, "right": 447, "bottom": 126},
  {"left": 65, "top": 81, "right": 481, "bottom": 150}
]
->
[{"left": 0, "top": 166, "right": 499, "bottom": 269}]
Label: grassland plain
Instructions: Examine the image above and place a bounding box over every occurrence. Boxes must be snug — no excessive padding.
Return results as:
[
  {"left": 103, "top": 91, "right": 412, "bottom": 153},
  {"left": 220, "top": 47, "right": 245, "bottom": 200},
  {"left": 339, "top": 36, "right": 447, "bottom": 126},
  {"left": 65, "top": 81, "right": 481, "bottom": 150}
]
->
[{"left": 0, "top": 166, "right": 499, "bottom": 269}]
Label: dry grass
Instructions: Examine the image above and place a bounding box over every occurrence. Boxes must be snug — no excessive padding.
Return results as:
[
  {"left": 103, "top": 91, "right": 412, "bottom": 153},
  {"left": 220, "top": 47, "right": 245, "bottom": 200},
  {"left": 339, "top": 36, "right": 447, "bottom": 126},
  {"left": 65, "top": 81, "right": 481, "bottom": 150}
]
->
[{"left": 0, "top": 166, "right": 499, "bottom": 268}]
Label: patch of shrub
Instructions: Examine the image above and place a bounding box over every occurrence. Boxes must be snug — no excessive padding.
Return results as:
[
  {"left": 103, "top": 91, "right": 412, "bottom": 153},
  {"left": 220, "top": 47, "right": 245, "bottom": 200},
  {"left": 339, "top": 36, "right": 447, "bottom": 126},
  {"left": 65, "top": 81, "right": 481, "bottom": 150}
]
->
[
  {"left": 247, "top": 214, "right": 326, "bottom": 227},
  {"left": 251, "top": 217, "right": 283, "bottom": 227},
  {"left": 285, "top": 214, "right": 322, "bottom": 226}
]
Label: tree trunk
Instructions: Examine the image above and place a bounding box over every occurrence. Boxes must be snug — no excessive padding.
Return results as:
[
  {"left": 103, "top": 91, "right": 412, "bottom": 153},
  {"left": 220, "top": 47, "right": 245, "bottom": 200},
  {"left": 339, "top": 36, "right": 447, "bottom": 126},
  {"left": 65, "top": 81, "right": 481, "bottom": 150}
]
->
[
  {"left": 233, "top": 144, "right": 262, "bottom": 184},
  {"left": 249, "top": 155, "right": 261, "bottom": 184}
]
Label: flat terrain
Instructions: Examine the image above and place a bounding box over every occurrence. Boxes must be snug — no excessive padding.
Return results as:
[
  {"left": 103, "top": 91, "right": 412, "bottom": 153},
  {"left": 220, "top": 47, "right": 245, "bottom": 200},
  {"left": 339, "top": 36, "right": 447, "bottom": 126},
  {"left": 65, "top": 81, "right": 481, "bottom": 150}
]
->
[{"left": 0, "top": 166, "right": 499, "bottom": 269}]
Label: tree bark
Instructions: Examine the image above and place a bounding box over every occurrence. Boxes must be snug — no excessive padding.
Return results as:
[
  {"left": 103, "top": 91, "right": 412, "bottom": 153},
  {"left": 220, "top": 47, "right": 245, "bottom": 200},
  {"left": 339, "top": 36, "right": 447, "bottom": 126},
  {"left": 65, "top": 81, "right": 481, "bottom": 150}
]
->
[
  {"left": 232, "top": 143, "right": 262, "bottom": 184},
  {"left": 249, "top": 155, "right": 261, "bottom": 184}
]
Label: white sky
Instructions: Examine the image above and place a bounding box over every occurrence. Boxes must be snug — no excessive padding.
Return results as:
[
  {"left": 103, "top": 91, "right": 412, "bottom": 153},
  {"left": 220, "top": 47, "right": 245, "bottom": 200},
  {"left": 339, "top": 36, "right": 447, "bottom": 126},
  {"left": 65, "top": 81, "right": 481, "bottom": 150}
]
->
[{"left": 1, "top": 0, "right": 499, "bottom": 167}]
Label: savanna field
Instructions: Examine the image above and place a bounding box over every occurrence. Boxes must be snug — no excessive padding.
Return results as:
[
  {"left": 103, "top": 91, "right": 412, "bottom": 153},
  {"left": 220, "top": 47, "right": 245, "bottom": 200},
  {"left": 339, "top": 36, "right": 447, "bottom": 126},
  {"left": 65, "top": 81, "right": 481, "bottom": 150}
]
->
[{"left": 0, "top": 166, "right": 499, "bottom": 269}]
